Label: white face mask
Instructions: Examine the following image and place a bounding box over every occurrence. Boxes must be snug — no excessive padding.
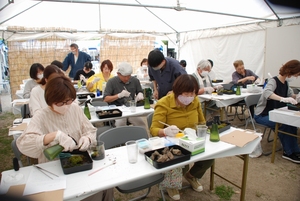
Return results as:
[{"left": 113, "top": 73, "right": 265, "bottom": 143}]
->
[
  {"left": 72, "top": 51, "right": 76, "bottom": 55},
  {"left": 37, "top": 73, "right": 43, "bottom": 79},
  {"left": 286, "top": 76, "right": 297, "bottom": 82},
  {"left": 142, "top": 65, "right": 148, "bottom": 68},
  {"left": 178, "top": 95, "right": 194, "bottom": 105},
  {"left": 200, "top": 70, "right": 209, "bottom": 77},
  {"left": 52, "top": 104, "right": 71, "bottom": 115}
]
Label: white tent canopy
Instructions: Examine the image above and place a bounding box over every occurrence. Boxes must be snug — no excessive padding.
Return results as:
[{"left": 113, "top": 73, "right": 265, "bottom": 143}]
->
[
  {"left": 1, "top": 0, "right": 300, "bottom": 35},
  {"left": 1, "top": 0, "right": 300, "bottom": 88}
]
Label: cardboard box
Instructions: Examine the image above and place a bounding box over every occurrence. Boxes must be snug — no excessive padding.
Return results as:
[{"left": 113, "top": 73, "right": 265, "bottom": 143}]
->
[{"left": 179, "top": 136, "right": 205, "bottom": 155}]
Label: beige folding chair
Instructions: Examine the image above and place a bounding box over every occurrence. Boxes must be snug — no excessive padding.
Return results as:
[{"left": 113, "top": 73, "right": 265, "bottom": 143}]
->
[{"left": 98, "top": 126, "right": 165, "bottom": 201}]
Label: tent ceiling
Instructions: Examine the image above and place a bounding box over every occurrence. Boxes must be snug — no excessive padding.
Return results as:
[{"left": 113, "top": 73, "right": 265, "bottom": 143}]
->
[{"left": 1, "top": 0, "right": 300, "bottom": 35}]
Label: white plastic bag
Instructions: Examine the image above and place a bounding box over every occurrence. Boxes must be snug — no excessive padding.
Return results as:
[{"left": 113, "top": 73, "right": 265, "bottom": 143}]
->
[{"left": 249, "top": 143, "right": 262, "bottom": 158}]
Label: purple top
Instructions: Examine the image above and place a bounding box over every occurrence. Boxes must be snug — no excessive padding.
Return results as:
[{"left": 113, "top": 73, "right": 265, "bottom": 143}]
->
[{"left": 232, "top": 69, "right": 258, "bottom": 86}]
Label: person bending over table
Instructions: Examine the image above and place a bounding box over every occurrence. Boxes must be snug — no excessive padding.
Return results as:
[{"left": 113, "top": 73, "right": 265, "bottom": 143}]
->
[
  {"left": 150, "top": 74, "right": 214, "bottom": 200},
  {"left": 103, "top": 62, "right": 146, "bottom": 128},
  {"left": 254, "top": 59, "right": 300, "bottom": 164},
  {"left": 232, "top": 60, "right": 260, "bottom": 88},
  {"left": 148, "top": 49, "right": 186, "bottom": 100},
  {"left": 86, "top": 59, "right": 114, "bottom": 93},
  {"left": 17, "top": 73, "right": 113, "bottom": 201},
  {"left": 73, "top": 61, "right": 95, "bottom": 85}
]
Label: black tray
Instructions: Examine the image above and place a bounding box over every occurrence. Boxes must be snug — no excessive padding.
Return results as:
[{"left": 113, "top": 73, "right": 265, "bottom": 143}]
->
[
  {"left": 206, "top": 120, "right": 231, "bottom": 133},
  {"left": 144, "top": 145, "right": 191, "bottom": 169},
  {"left": 212, "top": 79, "right": 223, "bottom": 83},
  {"left": 222, "top": 90, "right": 235, "bottom": 95},
  {"left": 59, "top": 150, "right": 93, "bottom": 175},
  {"left": 96, "top": 109, "right": 122, "bottom": 119},
  {"left": 77, "top": 93, "right": 95, "bottom": 99},
  {"left": 287, "top": 103, "right": 300, "bottom": 111}
]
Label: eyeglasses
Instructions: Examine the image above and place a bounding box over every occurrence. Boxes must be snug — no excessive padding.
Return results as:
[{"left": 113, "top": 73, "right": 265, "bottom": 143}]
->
[{"left": 55, "top": 99, "right": 74, "bottom": 107}]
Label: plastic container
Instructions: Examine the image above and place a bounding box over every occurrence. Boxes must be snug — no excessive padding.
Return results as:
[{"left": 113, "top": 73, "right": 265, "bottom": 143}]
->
[
  {"left": 144, "top": 145, "right": 191, "bottom": 169},
  {"left": 210, "top": 116, "right": 220, "bottom": 142},
  {"left": 59, "top": 150, "right": 93, "bottom": 175},
  {"left": 96, "top": 109, "right": 122, "bottom": 119}
]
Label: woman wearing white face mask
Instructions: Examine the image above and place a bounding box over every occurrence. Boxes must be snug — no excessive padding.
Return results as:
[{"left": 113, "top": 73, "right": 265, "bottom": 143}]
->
[
  {"left": 254, "top": 59, "right": 300, "bottom": 164},
  {"left": 29, "top": 65, "right": 65, "bottom": 116},
  {"left": 150, "top": 74, "right": 214, "bottom": 200},
  {"left": 192, "top": 59, "right": 217, "bottom": 95},
  {"left": 17, "top": 73, "right": 113, "bottom": 201},
  {"left": 136, "top": 58, "right": 149, "bottom": 81},
  {"left": 23, "top": 63, "right": 45, "bottom": 99}
]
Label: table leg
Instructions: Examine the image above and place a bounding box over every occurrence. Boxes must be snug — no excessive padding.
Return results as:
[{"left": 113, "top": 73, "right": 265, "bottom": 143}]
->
[
  {"left": 210, "top": 160, "right": 215, "bottom": 191},
  {"left": 240, "top": 154, "right": 249, "bottom": 201},
  {"left": 271, "top": 123, "right": 279, "bottom": 163}
]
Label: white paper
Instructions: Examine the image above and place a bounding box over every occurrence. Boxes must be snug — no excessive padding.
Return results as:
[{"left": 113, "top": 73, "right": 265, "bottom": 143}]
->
[{"left": 23, "top": 168, "right": 66, "bottom": 196}]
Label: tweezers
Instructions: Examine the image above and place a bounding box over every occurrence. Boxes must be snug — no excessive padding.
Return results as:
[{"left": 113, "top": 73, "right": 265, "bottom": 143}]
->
[{"left": 34, "top": 165, "right": 59, "bottom": 179}]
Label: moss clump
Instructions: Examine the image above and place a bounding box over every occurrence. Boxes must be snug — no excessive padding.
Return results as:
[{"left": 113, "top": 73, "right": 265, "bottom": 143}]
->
[{"left": 68, "top": 155, "right": 83, "bottom": 166}]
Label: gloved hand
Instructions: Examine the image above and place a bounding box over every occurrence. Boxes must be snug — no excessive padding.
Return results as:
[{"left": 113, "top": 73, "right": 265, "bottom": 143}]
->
[
  {"left": 54, "top": 131, "right": 77, "bottom": 152},
  {"left": 78, "top": 136, "right": 90, "bottom": 151},
  {"left": 118, "top": 90, "right": 131, "bottom": 98},
  {"left": 280, "top": 97, "right": 297, "bottom": 105},
  {"left": 296, "top": 93, "right": 300, "bottom": 103},
  {"left": 135, "top": 92, "right": 144, "bottom": 101},
  {"left": 80, "top": 74, "right": 86, "bottom": 82},
  {"left": 164, "top": 125, "right": 179, "bottom": 137},
  {"left": 92, "top": 77, "right": 100, "bottom": 84},
  {"left": 214, "top": 85, "right": 223, "bottom": 90},
  {"left": 204, "top": 87, "right": 215, "bottom": 94}
]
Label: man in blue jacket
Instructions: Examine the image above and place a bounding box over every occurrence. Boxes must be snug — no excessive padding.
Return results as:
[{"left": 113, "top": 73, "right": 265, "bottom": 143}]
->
[
  {"left": 62, "top": 43, "right": 91, "bottom": 79},
  {"left": 148, "top": 49, "right": 186, "bottom": 100}
]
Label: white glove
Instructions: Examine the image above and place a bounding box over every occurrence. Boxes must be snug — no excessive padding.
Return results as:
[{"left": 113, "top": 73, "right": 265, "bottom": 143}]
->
[
  {"left": 215, "top": 85, "right": 223, "bottom": 90},
  {"left": 118, "top": 90, "right": 131, "bottom": 98},
  {"left": 280, "top": 97, "right": 297, "bottom": 105},
  {"left": 136, "top": 92, "right": 144, "bottom": 101},
  {"left": 92, "top": 77, "right": 100, "bottom": 84},
  {"left": 54, "top": 131, "right": 77, "bottom": 152},
  {"left": 78, "top": 136, "right": 90, "bottom": 151},
  {"left": 164, "top": 125, "right": 179, "bottom": 137},
  {"left": 204, "top": 87, "right": 215, "bottom": 94},
  {"left": 80, "top": 74, "right": 86, "bottom": 82},
  {"left": 296, "top": 93, "right": 300, "bottom": 103}
]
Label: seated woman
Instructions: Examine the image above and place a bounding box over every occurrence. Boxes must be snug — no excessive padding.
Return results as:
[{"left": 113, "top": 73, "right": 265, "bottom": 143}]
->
[
  {"left": 254, "top": 59, "right": 300, "bottom": 164},
  {"left": 86, "top": 59, "right": 114, "bottom": 93},
  {"left": 150, "top": 74, "right": 214, "bottom": 200},
  {"left": 23, "top": 63, "right": 44, "bottom": 99},
  {"left": 17, "top": 73, "right": 113, "bottom": 201},
  {"left": 74, "top": 61, "right": 95, "bottom": 85},
  {"left": 29, "top": 65, "right": 64, "bottom": 116}
]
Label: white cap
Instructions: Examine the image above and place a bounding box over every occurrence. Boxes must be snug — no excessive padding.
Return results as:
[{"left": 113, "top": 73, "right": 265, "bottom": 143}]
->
[{"left": 117, "top": 62, "right": 133, "bottom": 76}]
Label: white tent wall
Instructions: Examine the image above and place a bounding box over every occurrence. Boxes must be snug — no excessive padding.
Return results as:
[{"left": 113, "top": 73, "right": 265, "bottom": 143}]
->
[
  {"left": 265, "top": 25, "right": 300, "bottom": 88},
  {"left": 179, "top": 19, "right": 300, "bottom": 86},
  {"left": 180, "top": 30, "right": 265, "bottom": 84}
]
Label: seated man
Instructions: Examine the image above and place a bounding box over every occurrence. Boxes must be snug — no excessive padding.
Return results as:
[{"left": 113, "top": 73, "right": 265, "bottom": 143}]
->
[
  {"left": 103, "top": 62, "right": 146, "bottom": 128},
  {"left": 74, "top": 61, "right": 95, "bottom": 85},
  {"left": 232, "top": 60, "right": 260, "bottom": 88}
]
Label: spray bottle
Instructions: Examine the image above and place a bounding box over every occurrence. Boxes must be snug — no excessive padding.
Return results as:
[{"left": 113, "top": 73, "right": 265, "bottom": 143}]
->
[{"left": 84, "top": 99, "right": 92, "bottom": 120}]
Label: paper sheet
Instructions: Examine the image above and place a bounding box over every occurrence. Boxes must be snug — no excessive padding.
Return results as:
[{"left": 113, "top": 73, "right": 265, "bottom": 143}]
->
[
  {"left": 220, "top": 130, "right": 258, "bottom": 147},
  {"left": 10, "top": 123, "right": 28, "bottom": 131},
  {"left": 23, "top": 167, "right": 66, "bottom": 196}
]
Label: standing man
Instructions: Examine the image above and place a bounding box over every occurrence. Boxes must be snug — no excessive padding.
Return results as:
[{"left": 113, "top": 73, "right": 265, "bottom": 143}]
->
[
  {"left": 62, "top": 43, "right": 91, "bottom": 79},
  {"left": 103, "top": 62, "right": 146, "bottom": 128},
  {"left": 148, "top": 49, "right": 186, "bottom": 100}
]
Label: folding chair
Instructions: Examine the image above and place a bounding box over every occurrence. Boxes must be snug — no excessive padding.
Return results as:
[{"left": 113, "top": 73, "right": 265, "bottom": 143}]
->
[
  {"left": 98, "top": 126, "right": 165, "bottom": 201},
  {"left": 243, "top": 94, "right": 281, "bottom": 156}
]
